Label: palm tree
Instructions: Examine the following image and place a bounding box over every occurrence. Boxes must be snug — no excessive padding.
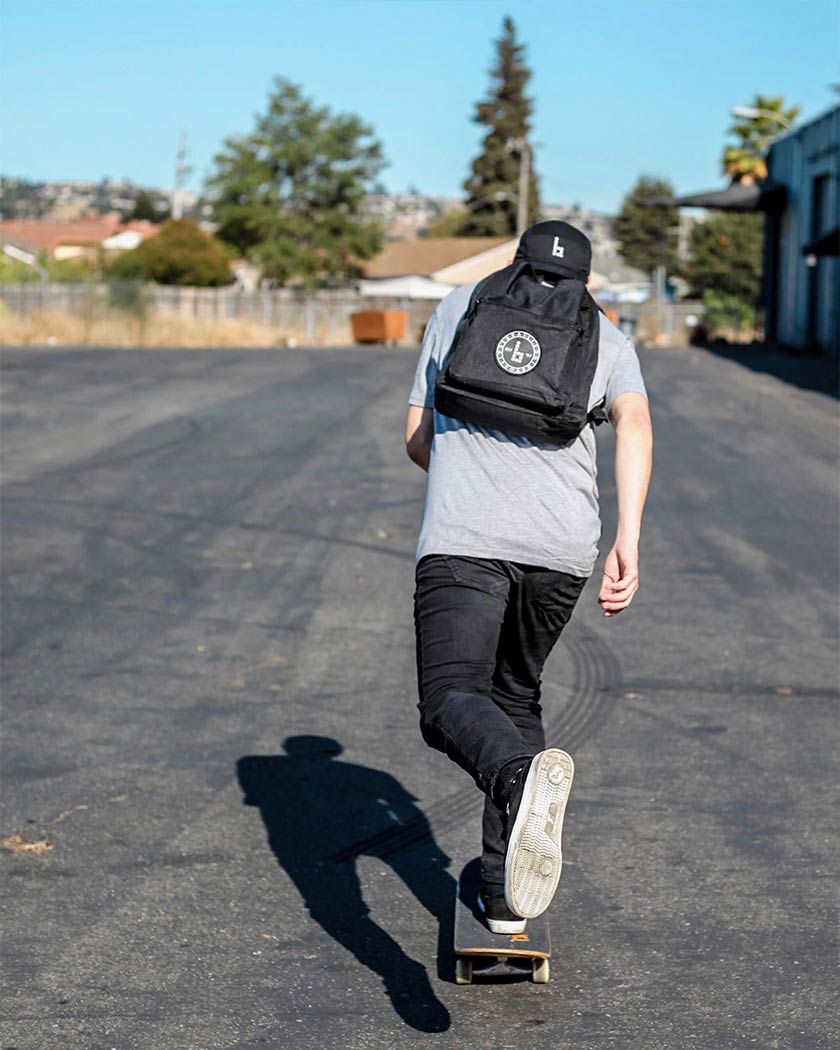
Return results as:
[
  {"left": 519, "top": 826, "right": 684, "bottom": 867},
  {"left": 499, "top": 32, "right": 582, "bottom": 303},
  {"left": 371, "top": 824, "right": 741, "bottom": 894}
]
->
[{"left": 722, "top": 94, "right": 800, "bottom": 184}]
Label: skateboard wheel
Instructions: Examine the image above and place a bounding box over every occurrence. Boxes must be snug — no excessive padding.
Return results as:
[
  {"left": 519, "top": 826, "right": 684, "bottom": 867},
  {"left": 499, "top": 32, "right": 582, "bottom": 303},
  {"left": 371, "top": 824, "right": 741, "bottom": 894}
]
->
[
  {"left": 455, "top": 957, "right": 473, "bottom": 985},
  {"left": 532, "top": 958, "right": 550, "bottom": 984}
]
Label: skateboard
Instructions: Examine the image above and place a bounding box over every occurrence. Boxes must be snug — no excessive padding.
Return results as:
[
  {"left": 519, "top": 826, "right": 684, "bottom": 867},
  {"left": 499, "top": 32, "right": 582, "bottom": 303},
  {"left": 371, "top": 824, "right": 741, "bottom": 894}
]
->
[{"left": 454, "top": 858, "right": 550, "bottom": 985}]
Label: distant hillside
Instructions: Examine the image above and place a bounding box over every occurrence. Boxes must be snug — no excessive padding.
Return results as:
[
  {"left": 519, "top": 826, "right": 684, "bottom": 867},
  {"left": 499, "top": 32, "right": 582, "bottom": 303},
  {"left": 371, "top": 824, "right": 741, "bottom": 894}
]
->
[
  {"left": 2, "top": 179, "right": 619, "bottom": 255},
  {"left": 0, "top": 177, "right": 203, "bottom": 223}
]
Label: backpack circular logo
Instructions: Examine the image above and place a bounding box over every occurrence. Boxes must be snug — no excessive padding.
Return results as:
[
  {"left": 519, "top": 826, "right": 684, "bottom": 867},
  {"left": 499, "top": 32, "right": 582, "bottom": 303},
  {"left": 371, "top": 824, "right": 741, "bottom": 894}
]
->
[{"left": 495, "top": 331, "right": 541, "bottom": 374}]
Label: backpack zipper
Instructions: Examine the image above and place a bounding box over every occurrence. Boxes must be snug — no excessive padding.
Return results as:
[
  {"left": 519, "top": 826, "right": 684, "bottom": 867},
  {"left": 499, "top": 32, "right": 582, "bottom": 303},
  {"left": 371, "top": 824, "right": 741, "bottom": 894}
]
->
[{"left": 475, "top": 298, "right": 586, "bottom": 335}]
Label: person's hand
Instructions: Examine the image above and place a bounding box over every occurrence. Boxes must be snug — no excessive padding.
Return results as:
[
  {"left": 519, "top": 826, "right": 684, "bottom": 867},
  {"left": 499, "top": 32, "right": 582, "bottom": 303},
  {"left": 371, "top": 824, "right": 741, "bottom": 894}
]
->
[{"left": 598, "top": 541, "right": 639, "bottom": 618}]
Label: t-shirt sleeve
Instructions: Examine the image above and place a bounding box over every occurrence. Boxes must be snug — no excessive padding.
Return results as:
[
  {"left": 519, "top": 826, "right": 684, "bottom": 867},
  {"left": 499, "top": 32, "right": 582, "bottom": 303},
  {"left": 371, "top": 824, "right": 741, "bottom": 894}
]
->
[
  {"left": 604, "top": 332, "right": 647, "bottom": 412},
  {"left": 408, "top": 310, "right": 441, "bottom": 408}
]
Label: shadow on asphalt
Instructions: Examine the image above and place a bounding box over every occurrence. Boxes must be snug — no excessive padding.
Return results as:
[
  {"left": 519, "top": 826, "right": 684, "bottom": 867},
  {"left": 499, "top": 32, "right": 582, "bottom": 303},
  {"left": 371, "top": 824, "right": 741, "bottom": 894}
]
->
[
  {"left": 698, "top": 341, "right": 839, "bottom": 399},
  {"left": 237, "top": 735, "right": 455, "bottom": 1033}
]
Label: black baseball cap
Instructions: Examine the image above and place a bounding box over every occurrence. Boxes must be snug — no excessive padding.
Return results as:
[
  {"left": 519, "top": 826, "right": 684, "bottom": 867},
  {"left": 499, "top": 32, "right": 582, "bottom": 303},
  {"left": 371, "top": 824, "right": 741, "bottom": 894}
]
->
[{"left": 514, "top": 220, "right": 591, "bottom": 281}]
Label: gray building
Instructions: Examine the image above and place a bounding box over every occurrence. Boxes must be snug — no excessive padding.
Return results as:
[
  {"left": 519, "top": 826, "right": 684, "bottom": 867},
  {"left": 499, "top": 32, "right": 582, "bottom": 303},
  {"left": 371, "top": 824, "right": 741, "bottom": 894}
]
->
[{"left": 764, "top": 104, "right": 839, "bottom": 358}]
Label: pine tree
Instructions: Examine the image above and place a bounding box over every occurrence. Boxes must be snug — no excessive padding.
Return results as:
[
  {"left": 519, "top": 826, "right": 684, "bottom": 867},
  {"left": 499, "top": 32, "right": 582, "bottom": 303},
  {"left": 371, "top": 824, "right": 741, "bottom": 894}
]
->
[
  {"left": 722, "top": 94, "right": 799, "bottom": 184},
  {"left": 459, "top": 17, "right": 539, "bottom": 237}
]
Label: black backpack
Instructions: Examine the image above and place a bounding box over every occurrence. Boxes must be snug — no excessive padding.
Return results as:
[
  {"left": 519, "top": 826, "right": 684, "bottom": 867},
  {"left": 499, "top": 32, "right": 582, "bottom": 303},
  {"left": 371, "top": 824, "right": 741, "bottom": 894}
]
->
[{"left": 434, "top": 260, "right": 606, "bottom": 443}]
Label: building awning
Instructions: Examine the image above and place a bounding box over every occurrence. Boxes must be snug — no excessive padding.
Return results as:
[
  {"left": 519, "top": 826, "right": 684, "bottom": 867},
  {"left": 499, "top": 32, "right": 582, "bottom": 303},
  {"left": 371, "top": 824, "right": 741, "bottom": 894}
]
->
[
  {"left": 803, "top": 228, "right": 840, "bottom": 257},
  {"left": 643, "top": 180, "right": 787, "bottom": 213}
]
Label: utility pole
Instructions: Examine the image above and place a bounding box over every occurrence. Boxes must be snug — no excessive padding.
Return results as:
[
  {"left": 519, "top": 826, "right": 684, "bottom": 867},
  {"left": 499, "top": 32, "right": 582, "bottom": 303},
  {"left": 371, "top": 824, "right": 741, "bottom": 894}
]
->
[
  {"left": 505, "top": 136, "right": 532, "bottom": 236},
  {"left": 172, "top": 133, "right": 192, "bottom": 220},
  {"left": 516, "top": 141, "right": 530, "bottom": 237}
]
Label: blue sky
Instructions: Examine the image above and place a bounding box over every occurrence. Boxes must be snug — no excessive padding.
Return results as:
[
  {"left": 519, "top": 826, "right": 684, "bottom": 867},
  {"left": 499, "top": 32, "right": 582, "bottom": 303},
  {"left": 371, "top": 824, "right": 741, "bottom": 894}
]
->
[{"left": 2, "top": 0, "right": 838, "bottom": 213}]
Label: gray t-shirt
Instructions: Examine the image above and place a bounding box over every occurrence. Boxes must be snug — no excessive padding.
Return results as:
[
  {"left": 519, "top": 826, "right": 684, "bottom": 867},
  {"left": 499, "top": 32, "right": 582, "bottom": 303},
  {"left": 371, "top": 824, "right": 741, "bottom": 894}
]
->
[{"left": 409, "top": 280, "right": 647, "bottom": 576}]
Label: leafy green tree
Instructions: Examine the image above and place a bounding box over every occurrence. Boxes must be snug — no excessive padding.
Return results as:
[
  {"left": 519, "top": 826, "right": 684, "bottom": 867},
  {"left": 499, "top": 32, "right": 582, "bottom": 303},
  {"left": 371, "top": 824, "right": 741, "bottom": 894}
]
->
[
  {"left": 701, "top": 289, "right": 757, "bottom": 338},
  {"left": 45, "top": 256, "right": 97, "bottom": 282},
  {"left": 108, "top": 219, "right": 231, "bottom": 286},
  {"left": 458, "top": 17, "right": 539, "bottom": 237},
  {"left": 206, "top": 77, "right": 385, "bottom": 287},
  {"left": 0, "top": 253, "right": 94, "bottom": 283},
  {"left": 682, "top": 211, "right": 763, "bottom": 303},
  {"left": 723, "top": 94, "right": 799, "bottom": 184},
  {"left": 0, "top": 255, "right": 40, "bottom": 282},
  {"left": 613, "top": 176, "right": 679, "bottom": 277}
]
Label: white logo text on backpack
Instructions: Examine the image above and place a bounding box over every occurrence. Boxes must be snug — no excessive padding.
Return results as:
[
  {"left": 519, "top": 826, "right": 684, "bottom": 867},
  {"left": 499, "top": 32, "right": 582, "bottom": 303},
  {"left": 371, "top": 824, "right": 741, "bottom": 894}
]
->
[
  {"left": 552, "top": 237, "right": 565, "bottom": 258},
  {"left": 495, "top": 331, "right": 541, "bottom": 375}
]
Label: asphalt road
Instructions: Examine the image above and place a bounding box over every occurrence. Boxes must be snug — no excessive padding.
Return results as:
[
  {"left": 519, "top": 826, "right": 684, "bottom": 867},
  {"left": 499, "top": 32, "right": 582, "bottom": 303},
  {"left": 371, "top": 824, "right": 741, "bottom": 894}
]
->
[{"left": 1, "top": 344, "right": 837, "bottom": 1050}]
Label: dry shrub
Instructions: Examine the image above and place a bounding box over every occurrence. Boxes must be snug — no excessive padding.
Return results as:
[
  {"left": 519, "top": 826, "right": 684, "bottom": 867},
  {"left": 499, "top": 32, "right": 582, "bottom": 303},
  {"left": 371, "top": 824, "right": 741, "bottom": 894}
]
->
[{"left": 0, "top": 309, "right": 290, "bottom": 348}]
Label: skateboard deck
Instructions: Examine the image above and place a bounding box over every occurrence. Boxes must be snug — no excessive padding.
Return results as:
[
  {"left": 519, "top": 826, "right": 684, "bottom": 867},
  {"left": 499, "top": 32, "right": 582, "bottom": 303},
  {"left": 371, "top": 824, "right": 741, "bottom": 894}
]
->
[{"left": 454, "top": 858, "right": 551, "bottom": 984}]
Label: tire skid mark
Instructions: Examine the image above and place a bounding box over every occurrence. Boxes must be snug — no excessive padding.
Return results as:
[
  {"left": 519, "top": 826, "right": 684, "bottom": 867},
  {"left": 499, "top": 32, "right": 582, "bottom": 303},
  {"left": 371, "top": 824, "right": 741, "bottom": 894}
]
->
[
  {"left": 2, "top": 591, "right": 309, "bottom": 637},
  {"left": 545, "top": 624, "right": 622, "bottom": 752},
  {"left": 3, "top": 415, "right": 204, "bottom": 486},
  {"left": 1, "top": 360, "right": 420, "bottom": 993},
  {"left": 2, "top": 372, "right": 398, "bottom": 663},
  {"left": 330, "top": 623, "right": 622, "bottom": 862},
  {"left": 69, "top": 416, "right": 203, "bottom": 473},
  {"left": 1, "top": 512, "right": 203, "bottom": 660}
]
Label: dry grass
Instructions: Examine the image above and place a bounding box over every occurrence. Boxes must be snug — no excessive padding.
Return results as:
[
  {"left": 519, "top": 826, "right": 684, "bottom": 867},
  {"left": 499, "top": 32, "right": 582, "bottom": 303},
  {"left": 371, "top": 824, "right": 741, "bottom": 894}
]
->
[
  {"left": 0, "top": 831, "right": 53, "bottom": 856},
  {"left": 0, "top": 309, "right": 292, "bottom": 348}
]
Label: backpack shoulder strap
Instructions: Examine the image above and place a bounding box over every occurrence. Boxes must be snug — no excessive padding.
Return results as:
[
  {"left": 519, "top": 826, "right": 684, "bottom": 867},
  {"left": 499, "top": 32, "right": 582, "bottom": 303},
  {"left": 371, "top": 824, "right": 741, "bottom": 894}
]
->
[
  {"left": 583, "top": 291, "right": 607, "bottom": 425},
  {"left": 587, "top": 398, "right": 609, "bottom": 426},
  {"left": 443, "top": 268, "right": 508, "bottom": 363},
  {"left": 442, "top": 260, "right": 546, "bottom": 369},
  {"left": 477, "top": 259, "right": 536, "bottom": 301}
]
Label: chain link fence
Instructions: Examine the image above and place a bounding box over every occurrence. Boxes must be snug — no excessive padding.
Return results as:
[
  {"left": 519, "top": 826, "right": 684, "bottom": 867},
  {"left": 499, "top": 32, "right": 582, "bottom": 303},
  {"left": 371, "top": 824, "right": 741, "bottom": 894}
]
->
[
  {"left": 1, "top": 281, "right": 724, "bottom": 348},
  {"left": 0, "top": 281, "right": 438, "bottom": 347}
]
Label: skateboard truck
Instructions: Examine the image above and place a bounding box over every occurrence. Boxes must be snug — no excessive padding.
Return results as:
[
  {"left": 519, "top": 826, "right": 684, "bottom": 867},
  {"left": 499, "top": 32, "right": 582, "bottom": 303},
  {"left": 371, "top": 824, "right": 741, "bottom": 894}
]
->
[{"left": 454, "top": 858, "right": 551, "bottom": 985}]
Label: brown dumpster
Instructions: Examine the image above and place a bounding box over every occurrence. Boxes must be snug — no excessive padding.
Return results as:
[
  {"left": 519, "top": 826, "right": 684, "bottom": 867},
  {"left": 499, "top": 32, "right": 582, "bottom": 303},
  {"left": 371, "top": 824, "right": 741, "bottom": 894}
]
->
[{"left": 350, "top": 309, "right": 407, "bottom": 345}]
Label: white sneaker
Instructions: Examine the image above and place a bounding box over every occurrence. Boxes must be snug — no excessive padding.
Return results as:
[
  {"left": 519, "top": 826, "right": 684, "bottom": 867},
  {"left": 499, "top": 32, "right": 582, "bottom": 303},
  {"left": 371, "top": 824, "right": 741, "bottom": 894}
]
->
[{"left": 503, "top": 748, "right": 574, "bottom": 919}]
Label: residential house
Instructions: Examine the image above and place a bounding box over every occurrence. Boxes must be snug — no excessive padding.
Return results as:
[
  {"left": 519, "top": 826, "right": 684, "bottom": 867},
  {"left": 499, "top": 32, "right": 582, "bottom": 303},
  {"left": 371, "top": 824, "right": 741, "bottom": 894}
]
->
[
  {"left": 0, "top": 218, "right": 158, "bottom": 263},
  {"left": 361, "top": 235, "right": 649, "bottom": 304}
]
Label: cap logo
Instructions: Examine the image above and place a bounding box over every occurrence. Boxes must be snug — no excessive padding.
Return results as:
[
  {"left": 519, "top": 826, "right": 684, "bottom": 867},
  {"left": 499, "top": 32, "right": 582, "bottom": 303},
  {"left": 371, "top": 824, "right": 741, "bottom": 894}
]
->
[
  {"left": 496, "top": 331, "right": 541, "bottom": 375},
  {"left": 551, "top": 237, "right": 565, "bottom": 258}
]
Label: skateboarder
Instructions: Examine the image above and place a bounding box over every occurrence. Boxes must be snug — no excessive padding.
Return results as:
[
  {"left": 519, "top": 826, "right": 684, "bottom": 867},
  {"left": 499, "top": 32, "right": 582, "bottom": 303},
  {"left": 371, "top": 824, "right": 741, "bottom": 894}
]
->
[{"left": 406, "top": 221, "right": 652, "bottom": 934}]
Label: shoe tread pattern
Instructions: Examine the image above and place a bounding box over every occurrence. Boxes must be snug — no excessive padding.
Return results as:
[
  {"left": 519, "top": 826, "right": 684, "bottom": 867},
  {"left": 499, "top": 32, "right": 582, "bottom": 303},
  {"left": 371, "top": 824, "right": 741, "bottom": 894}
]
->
[
  {"left": 455, "top": 858, "right": 550, "bottom": 961},
  {"left": 505, "top": 749, "right": 574, "bottom": 919}
]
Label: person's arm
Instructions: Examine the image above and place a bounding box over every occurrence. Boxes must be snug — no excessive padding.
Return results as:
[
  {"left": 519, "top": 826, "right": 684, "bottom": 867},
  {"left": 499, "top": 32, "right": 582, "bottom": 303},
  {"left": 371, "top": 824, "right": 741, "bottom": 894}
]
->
[
  {"left": 405, "top": 307, "right": 441, "bottom": 472},
  {"left": 405, "top": 405, "right": 434, "bottom": 472},
  {"left": 598, "top": 391, "right": 653, "bottom": 618}
]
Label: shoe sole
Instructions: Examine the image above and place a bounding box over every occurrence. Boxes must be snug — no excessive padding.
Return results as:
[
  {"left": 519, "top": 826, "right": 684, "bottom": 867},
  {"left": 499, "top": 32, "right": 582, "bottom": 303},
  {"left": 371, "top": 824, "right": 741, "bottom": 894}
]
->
[
  {"left": 504, "top": 748, "right": 574, "bottom": 919},
  {"left": 476, "top": 893, "right": 526, "bottom": 935}
]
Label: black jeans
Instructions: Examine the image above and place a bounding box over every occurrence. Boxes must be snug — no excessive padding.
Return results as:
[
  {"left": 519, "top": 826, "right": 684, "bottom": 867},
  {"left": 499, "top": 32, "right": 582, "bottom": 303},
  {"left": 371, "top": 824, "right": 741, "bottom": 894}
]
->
[{"left": 413, "top": 554, "right": 587, "bottom": 885}]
